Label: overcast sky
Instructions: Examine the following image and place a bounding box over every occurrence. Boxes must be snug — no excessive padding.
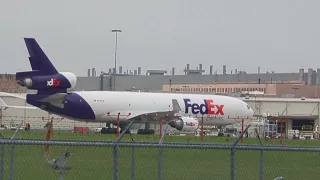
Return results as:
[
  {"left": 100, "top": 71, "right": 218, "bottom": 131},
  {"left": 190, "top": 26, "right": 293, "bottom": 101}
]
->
[{"left": 0, "top": 0, "right": 319, "bottom": 76}]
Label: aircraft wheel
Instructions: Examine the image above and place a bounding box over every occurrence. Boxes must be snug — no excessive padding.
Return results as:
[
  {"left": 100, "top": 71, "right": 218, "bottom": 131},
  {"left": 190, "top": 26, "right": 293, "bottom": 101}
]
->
[
  {"left": 100, "top": 128, "right": 117, "bottom": 134},
  {"left": 137, "top": 129, "right": 155, "bottom": 134}
]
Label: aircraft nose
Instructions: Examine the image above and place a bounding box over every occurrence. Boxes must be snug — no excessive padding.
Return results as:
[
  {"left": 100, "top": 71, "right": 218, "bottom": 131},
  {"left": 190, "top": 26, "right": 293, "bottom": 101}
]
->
[{"left": 243, "top": 103, "right": 254, "bottom": 118}]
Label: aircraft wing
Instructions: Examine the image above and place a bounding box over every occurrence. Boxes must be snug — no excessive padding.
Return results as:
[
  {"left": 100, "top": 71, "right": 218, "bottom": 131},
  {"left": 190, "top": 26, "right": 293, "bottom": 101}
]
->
[
  {"left": 0, "top": 97, "right": 37, "bottom": 110},
  {"left": 129, "top": 110, "right": 179, "bottom": 120},
  {"left": 124, "top": 99, "right": 183, "bottom": 121}
]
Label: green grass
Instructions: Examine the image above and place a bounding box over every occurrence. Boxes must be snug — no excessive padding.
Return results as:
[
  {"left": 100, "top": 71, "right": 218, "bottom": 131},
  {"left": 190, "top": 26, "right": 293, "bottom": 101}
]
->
[{"left": 1, "top": 130, "right": 320, "bottom": 179}]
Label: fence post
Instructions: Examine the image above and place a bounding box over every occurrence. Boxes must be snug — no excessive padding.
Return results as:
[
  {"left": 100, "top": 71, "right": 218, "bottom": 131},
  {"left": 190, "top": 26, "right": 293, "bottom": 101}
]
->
[
  {"left": 9, "top": 121, "right": 23, "bottom": 180},
  {"left": 200, "top": 115, "right": 204, "bottom": 143},
  {"left": 131, "top": 145, "right": 135, "bottom": 180},
  {"left": 254, "top": 128, "right": 264, "bottom": 180},
  {"left": 158, "top": 121, "right": 170, "bottom": 180},
  {"left": 113, "top": 120, "right": 135, "bottom": 180},
  {"left": 241, "top": 119, "right": 244, "bottom": 143},
  {"left": 0, "top": 141, "right": 4, "bottom": 180},
  {"left": 230, "top": 124, "right": 251, "bottom": 180},
  {"left": 230, "top": 147, "right": 235, "bottom": 180},
  {"left": 128, "top": 127, "right": 135, "bottom": 180},
  {"left": 113, "top": 145, "right": 119, "bottom": 180},
  {"left": 9, "top": 143, "right": 14, "bottom": 180}
]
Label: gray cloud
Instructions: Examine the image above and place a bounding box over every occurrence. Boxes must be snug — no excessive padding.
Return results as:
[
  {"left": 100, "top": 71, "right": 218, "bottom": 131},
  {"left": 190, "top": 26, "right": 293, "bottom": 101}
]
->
[{"left": 0, "top": 0, "right": 319, "bottom": 76}]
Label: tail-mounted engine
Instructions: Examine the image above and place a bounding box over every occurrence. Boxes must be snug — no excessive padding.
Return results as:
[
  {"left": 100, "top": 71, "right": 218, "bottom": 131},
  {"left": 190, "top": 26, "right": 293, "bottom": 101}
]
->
[
  {"left": 16, "top": 72, "right": 77, "bottom": 91},
  {"left": 169, "top": 117, "right": 199, "bottom": 132}
]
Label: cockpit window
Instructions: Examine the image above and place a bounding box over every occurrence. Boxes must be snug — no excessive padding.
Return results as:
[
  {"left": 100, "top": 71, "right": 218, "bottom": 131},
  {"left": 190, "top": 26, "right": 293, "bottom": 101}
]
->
[{"left": 246, "top": 105, "right": 251, "bottom": 109}]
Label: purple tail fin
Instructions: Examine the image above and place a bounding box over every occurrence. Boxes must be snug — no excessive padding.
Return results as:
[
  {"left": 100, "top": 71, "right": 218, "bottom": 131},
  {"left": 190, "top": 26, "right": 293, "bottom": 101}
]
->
[
  {"left": 16, "top": 38, "right": 59, "bottom": 80},
  {"left": 24, "top": 38, "right": 58, "bottom": 74},
  {"left": 24, "top": 38, "right": 58, "bottom": 75}
]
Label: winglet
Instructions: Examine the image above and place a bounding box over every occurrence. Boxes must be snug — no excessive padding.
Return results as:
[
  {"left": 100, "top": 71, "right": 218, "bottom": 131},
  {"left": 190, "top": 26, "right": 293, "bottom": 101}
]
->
[{"left": 172, "top": 99, "right": 181, "bottom": 113}]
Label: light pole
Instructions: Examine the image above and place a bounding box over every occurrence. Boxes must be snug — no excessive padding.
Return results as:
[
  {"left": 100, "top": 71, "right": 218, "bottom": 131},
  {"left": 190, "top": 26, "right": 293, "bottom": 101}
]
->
[{"left": 111, "top": 29, "right": 122, "bottom": 91}]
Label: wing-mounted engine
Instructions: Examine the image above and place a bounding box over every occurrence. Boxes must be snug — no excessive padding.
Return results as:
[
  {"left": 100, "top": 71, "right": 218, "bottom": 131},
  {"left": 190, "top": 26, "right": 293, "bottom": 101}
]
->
[
  {"left": 16, "top": 71, "right": 77, "bottom": 91},
  {"left": 169, "top": 116, "right": 199, "bottom": 132}
]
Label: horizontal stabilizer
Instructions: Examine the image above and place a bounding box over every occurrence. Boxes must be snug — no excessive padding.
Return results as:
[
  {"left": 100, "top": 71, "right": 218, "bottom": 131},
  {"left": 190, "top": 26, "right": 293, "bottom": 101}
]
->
[
  {"left": 0, "top": 97, "right": 37, "bottom": 110},
  {"left": 40, "top": 93, "right": 67, "bottom": 108},
  {"left": 1, "top": 105, "right": 38, "bottom": 110},
  {"left": 0, "top": 92, "right": 27, "bottom": 100}
]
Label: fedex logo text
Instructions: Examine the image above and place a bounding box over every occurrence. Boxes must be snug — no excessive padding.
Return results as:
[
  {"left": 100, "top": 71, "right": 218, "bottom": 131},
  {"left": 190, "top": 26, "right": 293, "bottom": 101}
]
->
[
  {"left": 183, "top": 98, "right": 224, "bottom": 115},
  {"left": 47, "top": 78, "right": 61, "bottom": 87},
  {"left": 185, "top": 122, "right": 196, "bottom": 126}
]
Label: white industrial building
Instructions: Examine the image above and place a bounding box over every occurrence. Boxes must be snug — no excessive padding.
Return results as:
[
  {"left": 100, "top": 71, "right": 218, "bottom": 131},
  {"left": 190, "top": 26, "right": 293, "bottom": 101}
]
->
[{"left": 243, "top": 96, "right": 319, "bottom": 130}]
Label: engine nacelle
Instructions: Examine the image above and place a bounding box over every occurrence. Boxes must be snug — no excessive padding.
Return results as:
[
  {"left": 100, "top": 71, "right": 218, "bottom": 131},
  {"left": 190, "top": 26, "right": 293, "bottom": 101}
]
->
[
  {"left": 169, "top": 117, "right": 199, "bottom": 132},
  {"left": 17, "top": 72, "right": 77, "bottom": 90}
]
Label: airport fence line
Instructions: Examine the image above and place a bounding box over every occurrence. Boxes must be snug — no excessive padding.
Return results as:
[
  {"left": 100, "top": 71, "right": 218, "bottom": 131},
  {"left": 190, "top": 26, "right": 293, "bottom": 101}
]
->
[{"left": 0, "top": 137, "right": 320, "bottom": 180}]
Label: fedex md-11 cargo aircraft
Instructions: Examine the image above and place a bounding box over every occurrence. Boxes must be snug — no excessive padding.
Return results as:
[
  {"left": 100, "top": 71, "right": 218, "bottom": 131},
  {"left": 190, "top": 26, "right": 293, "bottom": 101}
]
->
[{"left": 0, "top": 38, "right": 254, "bottom": 132}]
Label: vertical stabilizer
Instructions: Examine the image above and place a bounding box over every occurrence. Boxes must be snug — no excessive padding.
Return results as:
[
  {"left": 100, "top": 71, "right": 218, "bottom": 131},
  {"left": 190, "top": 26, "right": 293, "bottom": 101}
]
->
[
  {"left": 24, "top": 38, "right": 58, "bottom": 75},
  {"left": 16, "top": 38, "right": 77, "bottom": 95}
]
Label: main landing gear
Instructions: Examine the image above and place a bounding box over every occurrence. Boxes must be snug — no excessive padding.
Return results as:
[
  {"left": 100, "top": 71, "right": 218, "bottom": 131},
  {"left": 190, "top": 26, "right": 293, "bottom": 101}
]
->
[
  {"left": 100, "top": 122, "right": 155, "bottom": 135},
  {"left": 100, "top": 123, "right": 131, "bottom": 134},
  {"left": 137, "top": 122, "right": 155, "bottom": 135}
]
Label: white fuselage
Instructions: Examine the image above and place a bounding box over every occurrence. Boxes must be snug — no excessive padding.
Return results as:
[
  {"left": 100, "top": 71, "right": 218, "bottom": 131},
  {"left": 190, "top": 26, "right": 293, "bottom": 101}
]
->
[{"left": 74, "top": 91, "right": 254, "bottom": 126}]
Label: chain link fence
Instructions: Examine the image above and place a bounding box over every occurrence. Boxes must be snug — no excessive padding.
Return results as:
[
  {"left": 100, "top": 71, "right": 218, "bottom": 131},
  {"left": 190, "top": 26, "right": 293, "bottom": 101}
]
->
[
  {"left": 0, "top": 122, "right": 317, "bottom": 179},
  {"left": 0, "top": 137, "right": 319, "bottom": 180}
]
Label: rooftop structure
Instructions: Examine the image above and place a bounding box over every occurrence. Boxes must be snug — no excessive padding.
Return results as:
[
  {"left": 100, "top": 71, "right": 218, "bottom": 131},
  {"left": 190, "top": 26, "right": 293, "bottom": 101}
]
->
[{"left": 1, "top": 66, "right": 320, "bottom": 98}]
